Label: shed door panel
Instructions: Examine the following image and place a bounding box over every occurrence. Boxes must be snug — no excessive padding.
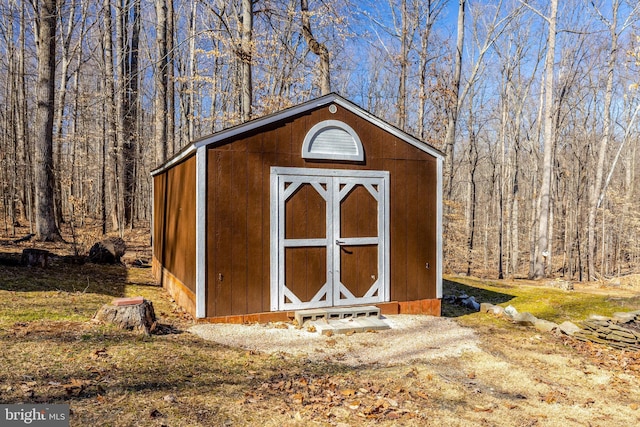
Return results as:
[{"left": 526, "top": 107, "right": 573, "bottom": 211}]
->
[
  {"left": 334, "top": 178, "right": 384, "bottom": 305},
  {"left": 283, "top": 181, "right": 329, "bottom": 306},
  {"left": 271, "top": 168, "right": 389, "bottom": 311}
]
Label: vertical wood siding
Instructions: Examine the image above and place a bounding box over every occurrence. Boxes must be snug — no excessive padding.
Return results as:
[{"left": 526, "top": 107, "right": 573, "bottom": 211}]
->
[
  {"left": 154, "top": 156, "right": 197, "bottom": 296},
  {"left": 204, "top": 106, "right": 438, "bottom": 317}
]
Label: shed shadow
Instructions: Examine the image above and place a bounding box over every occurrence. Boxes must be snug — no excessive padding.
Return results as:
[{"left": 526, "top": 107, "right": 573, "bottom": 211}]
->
[{"left": 441, "top": 278, "right": 515, "bottom": 318}]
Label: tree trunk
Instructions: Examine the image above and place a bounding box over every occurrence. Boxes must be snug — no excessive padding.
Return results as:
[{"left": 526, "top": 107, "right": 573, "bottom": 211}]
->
[
  {"left": 33, "top": 0, "right": 62, "bottom": 242},
  {"left": 417, "top": 0, "right": 442, "bottom": 140},
  {"left": 588, "top": 0, "right": 619, "bottom": 280},
  {"left": 240, "top": 0, "right": 253, "bottom": 122},
  {"left": 94, "top": 298, "right": 157, "bottom": 335},
  {"left": 17, "top": 5, "right": 31, "bottom": 230},
  {"left": 53, "top": 0, "right": 78, "bottom": 228},
  {"left": 397, "top": 0, "right": 408, "bottom": 130},
  {"left": 533, "top": 0, "right": 558, "bottom": 279},
  {"left": 167, "top": 0, "right": 175, "bottom": 155},
  {"left": 121, "top": 0, "right": 140, "bottom": 227},
  {"left": 155, "top": 0, "right": 168, "bottom": 165},
  {"left": 187, "top": 0, "right": 197, "bottom": 141},
  {"left": 102, "top": 0, "right": 119, "bottom": 234},
  {"left": 444, "top": 0, "right": 465, "bottom": 200},
  {"left": 301, "top": 0, "right": 331, "bottom": 95}
]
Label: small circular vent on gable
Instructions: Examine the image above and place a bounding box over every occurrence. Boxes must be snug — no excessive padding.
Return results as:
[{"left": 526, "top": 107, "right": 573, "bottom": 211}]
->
[{"left": 302, "top": 120, "right": 364, "bottom": 162}]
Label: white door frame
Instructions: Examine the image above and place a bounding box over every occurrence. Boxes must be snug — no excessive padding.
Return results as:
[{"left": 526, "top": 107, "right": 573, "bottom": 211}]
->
[{"left": 270, "top": 167, "right": 390, "bottom": 311}]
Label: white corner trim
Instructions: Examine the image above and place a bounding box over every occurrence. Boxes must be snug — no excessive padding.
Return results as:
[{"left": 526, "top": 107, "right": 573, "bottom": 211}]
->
[
  {"left": 269, "top": 167, "right": 280, "bottom": 311},
  {"left": 436, "top": 157, "right": 443, "bottom": 299},
  {"left": 195, "top": 146, "right": 207, "bottom": 318}
]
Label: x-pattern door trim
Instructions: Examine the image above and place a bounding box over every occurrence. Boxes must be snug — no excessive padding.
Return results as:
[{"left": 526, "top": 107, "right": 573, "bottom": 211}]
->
[{"left": 270, "top": 167, "right": 390, "bottom": 312}]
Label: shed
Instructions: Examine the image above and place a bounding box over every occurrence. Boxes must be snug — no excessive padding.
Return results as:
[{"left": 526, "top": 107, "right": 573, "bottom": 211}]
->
[{"left": 151, "top": 93, "right": 444, "bottom": 322}]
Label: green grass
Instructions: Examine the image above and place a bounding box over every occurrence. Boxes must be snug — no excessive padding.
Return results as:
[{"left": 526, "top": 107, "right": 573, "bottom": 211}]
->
[{"left": 443, "top": 275, "right": 640, "bottom": 324}]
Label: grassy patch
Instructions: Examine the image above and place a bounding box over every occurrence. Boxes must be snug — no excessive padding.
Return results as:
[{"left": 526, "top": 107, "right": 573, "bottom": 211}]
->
[{"left": 443, "top": 275, "right": 640, "bottom": 324}]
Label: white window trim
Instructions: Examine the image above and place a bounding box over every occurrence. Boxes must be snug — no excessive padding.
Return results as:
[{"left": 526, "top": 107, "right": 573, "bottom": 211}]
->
[{"left": 301, "top": 120, "right": 364, "bottom": 162}]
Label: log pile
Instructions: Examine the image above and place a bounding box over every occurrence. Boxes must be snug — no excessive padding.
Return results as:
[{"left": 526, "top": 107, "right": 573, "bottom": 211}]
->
[{"left": 573, "top": 312, "right": 640, "bottom": 351}]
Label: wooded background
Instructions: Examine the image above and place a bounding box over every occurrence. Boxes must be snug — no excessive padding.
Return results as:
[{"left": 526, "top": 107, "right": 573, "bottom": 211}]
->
[{"left": 1, "top": 0, "right": 639, "bottom": 281}]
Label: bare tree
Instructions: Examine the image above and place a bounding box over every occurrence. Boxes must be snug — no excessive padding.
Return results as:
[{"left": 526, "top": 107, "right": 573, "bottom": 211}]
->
[
  {"left": 101, "top": 0, "right": 120, "bottom": 233},
  {"left": 31, "top": 0, "right": 62, "bottom": 241},
  {"left": 155, "top": 0, "right": 169, "bottom": 165},
  {"left": 301, "top": 0, "right": 331, "bottom": 95},
  {"left": 531, "top": 0, "right": 558, "bottom": 279},
  {"left": 586, "top": 0, "right": 639, "bottom": 280},
  {"left": 240, "top": 0, "right": 252, "bottom": 121},
  {"left": 417, "top": 0, "right": 446, "bottom": 140},
  {"left": 443, "top": 0, "right": 465, "bottom": 200},
  {"left": 444, "top": 0, "right": 517, "bottom": 199}
]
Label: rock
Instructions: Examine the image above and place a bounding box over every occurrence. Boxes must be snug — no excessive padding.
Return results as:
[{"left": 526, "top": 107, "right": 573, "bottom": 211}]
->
[
  {"left": 490, "top": 305, "right": 505, "bottom": 316},
  {"left": 612, "top": 312, "right": 637, "bottom": 323},
  {"left": 93, "top": 298, "right": 156, "bottom": 334},
  {"left": 504, "top": 305, "right": 518, "bottom": 319},
  {"left": 89, "top": 237, "right": 126, "bottom": 264},
  {"left": 588, "top": 314, "right": 611, "bottom": 322},
  {"left": 534, "top": 319, "right": 558, "bottom": 333},
  {"left": 462, "top": 296, "right": 480, "bottom": 311},
  {"left": 480, "top": 302, "right": 495, "bottom": 313},
  {"left": 548, "top": 279, "right": 573, "bottom": 291},
  {"left": 557, "top": 321, "right": 581, "bottom": 336},
  {"left": 513, "top": 312, "right": 537, "bottom": 326},
  {"left": 443, "top": 294, "right": 457, "bottom": 303}
]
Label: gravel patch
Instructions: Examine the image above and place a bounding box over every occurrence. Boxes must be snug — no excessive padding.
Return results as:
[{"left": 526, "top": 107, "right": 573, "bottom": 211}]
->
[{"left": 189, "top": 315, "right": 480, "bottom": 366}]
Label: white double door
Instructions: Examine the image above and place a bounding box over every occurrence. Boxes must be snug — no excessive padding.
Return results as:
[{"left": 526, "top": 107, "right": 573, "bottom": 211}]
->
[{"left": 270, "top": 167, "right": 389, "bottom": 311}]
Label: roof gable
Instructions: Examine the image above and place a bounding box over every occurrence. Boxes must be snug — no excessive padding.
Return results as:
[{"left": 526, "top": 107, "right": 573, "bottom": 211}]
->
[{"left": 152, "top": 93, "right": 444, "bottom": 176}]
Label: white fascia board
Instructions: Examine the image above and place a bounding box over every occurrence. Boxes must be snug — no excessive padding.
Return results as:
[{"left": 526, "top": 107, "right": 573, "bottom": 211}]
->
[
  {"left": 332, "top": 98, "right": 445, "bottom": 160},
  {"left": 150, "top": 145, "right": 196, "bottom": 176},
  {"left": 151, "top": 96, "right": 338, "bottom": 176},
  {"left": 193, "top": 96, "right": 339, "bottom": 151}
]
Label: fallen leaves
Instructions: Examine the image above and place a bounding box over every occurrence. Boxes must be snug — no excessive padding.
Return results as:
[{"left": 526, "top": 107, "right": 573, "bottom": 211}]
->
[
  {"left": 90, "top": 348, "right": 109, "bottom": 360},
  {"left": 562, "top": 335, "right": 640, "bottom": 378},
  {"left": 62, "top": 378, "right": 92, "bottom": 396},
  {"left": 473, "top": 404, "right": 493, "bottom": 413},
  {"left": 240, "top": 372, "right": 425, "bottom": 422},
  {"left": 340, "top": 388, "right": 356, "bottom": 397}
]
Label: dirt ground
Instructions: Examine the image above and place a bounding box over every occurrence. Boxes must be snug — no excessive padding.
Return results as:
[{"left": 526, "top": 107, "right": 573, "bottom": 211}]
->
[
  {"left": 187, "top": 310, "right": 640, "bottom": 426},
  {"left": 2, "top": 226, "right": 640, "bottom": 426}
]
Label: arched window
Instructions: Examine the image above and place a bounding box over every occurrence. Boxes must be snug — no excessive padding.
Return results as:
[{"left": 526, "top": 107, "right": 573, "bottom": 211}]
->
[{"left": 302, "top": 120, "right": 364, "bottom": 162}]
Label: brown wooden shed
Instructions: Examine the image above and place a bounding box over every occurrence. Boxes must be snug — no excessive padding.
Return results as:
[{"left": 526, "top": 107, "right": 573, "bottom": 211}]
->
[{"left": 151, "top": 93, "right": 444, "bottom": 322}]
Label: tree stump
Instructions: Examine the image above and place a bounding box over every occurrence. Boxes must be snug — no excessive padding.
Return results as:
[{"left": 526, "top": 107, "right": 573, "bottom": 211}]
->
[
  {"left": 88, "top": 237, "right": 126, "bottom": 264},
  {"left": 21, "top": 248, "right": 50, "bottom": 267},
  {"left": 94, "top": 297, "right": 157, "bottom": 335}
]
